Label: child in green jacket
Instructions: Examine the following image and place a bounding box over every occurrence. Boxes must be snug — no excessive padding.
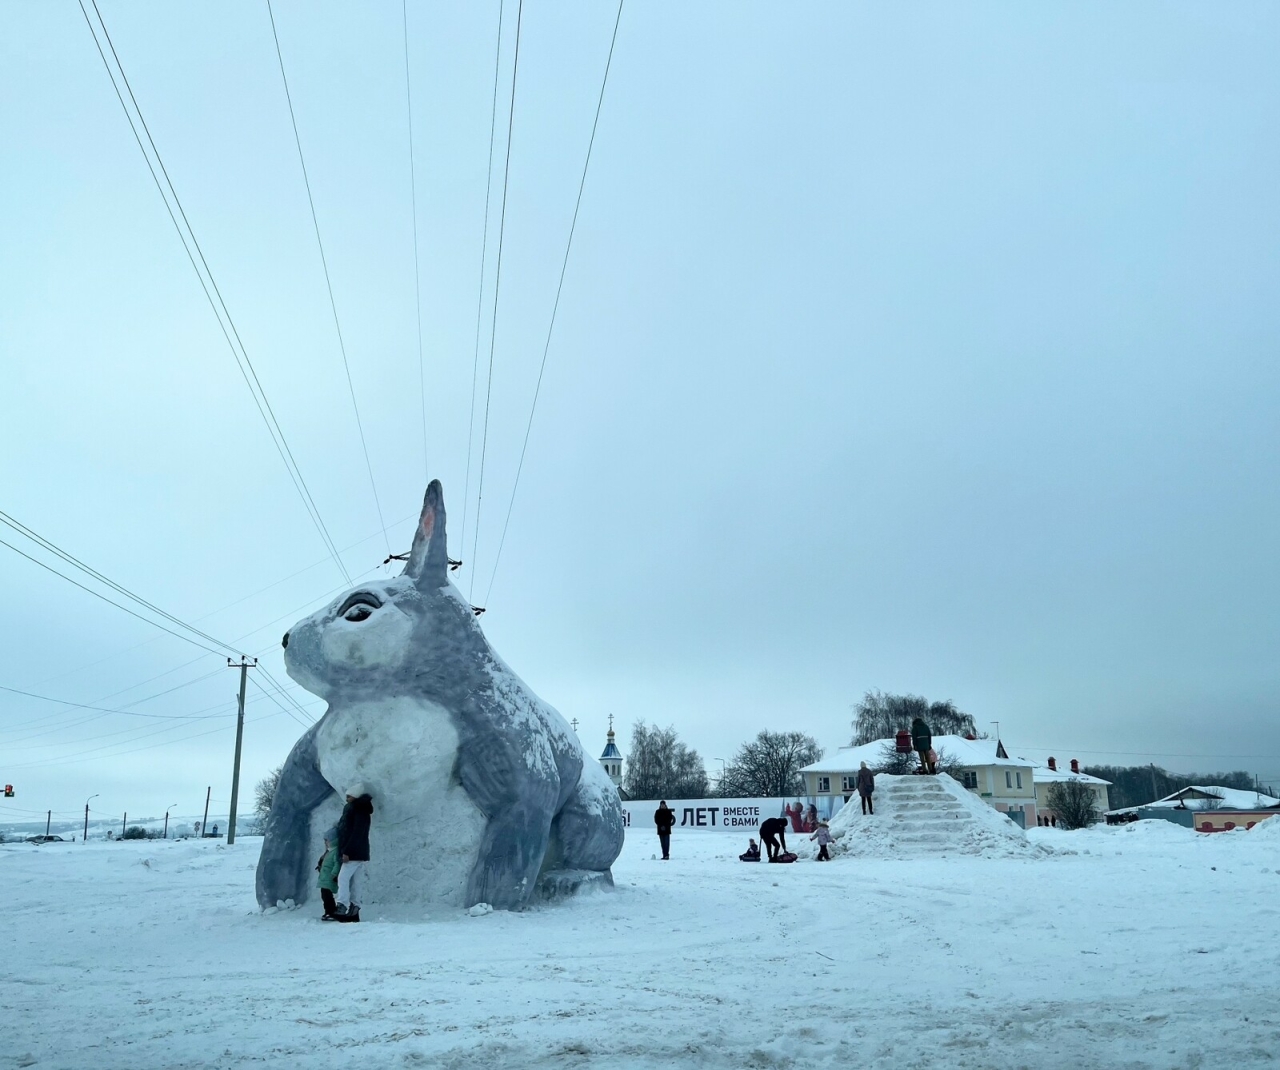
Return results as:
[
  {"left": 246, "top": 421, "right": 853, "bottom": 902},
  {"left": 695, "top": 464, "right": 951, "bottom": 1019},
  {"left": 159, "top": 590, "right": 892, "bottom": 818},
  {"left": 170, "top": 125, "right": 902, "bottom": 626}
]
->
[{"left": 317, "top": 827, "right": 342, "bottom": 920}]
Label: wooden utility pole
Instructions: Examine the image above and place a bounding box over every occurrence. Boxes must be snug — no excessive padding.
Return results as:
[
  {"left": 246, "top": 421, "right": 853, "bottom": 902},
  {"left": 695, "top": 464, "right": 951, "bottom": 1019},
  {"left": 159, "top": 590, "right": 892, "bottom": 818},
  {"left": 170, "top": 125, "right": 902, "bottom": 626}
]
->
[
  {"left": 45, "top": 810, "right": 51, "bottom": 838},
  {"left": 226, "top": 658, "right": 256, "bottom": 845},
  {"left": 201, "top": 785, "right": 211, "bottom": 839},
  {"left": 83, "top": 793, "right": 98, "bottom": 842}
]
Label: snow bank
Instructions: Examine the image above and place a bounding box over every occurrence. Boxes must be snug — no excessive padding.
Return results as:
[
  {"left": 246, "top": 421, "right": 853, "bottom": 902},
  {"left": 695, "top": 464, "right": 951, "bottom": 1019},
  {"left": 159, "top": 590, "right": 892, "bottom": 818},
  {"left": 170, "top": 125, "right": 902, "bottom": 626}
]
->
[
  {"left": 6, "top": 825, "right": 1280, "bottom": 1068},
  {"left": 827, "top": 773, "right": 1036, "bottom": 859},
  {"left": 1247, "top": 813, "right": 1280, "bottom": 840}
]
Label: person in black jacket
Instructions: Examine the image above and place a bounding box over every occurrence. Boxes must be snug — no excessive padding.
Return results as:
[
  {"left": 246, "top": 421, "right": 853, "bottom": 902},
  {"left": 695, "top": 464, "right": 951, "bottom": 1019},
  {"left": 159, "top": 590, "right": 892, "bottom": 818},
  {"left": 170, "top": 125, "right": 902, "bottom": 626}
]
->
[
  {"left": 911, "top": 718, "right": 934, "bottom": 774},
  {"left": 856, "top": 762, "right": 876, "bottom": 814},
  {"left": 759, "top": 816, "right": 789, "bottom": 862},
  {"left": 335, "top": 784, "right": 374, "bottom": 922},
  {"left": 654, "top": 801, "right": 675, "bottom": 860}
]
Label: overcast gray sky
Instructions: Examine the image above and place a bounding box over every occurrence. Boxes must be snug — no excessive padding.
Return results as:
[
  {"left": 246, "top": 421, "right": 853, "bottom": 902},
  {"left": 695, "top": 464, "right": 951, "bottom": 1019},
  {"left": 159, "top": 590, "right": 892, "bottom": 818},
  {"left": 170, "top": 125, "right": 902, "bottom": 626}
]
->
[{"left": 3, "top": 2, "right": 1278, "bottom": 826}]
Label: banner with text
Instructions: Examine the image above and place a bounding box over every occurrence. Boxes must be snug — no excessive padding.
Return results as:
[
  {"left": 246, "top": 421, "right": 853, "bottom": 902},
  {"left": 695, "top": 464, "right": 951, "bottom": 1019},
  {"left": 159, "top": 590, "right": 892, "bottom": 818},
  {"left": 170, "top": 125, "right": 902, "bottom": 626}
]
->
[{"left": 622, "top": 795, "right": 845, "bottom": 833}]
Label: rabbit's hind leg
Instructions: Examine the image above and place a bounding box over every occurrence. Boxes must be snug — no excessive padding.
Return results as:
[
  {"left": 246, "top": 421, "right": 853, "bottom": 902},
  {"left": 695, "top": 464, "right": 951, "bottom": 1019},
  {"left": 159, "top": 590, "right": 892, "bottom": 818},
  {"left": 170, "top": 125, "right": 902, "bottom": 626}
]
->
[
  {"left": 551, "top": 773, "right": 625, "bottom": 873},
  {"left": 256, "top": 723, "right": 335, "bottom": 909},
  {"left": 464, "top": 798, "right": 554, "bottom": 911}
]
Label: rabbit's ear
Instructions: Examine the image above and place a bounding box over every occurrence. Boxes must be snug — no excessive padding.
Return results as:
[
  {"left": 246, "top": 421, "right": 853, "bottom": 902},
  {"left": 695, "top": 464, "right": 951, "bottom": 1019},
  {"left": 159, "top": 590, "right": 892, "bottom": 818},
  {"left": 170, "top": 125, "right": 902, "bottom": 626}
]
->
[{"left": 403, "top": 480, "right": 448, "bottom": 588}]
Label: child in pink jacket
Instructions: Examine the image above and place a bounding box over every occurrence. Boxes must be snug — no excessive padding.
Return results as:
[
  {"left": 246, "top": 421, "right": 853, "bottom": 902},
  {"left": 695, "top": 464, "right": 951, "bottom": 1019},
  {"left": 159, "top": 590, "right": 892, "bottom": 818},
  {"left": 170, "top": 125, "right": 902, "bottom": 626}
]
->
[{"left": 810, "top": 821, "right": 833, "bottom": 861}]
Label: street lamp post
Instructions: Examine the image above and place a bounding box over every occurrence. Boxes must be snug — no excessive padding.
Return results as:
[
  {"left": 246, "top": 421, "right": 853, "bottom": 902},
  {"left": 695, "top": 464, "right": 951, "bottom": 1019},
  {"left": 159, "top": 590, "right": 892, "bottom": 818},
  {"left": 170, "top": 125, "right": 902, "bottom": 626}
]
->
[
  {"left": 83, "top": 794, "right": 99, "bottom": 842},
  {"left": 163, "top": 803, "right": 177, "bottom": 839},
  {"left": 714, "top": 758, "right": 727, "bottom": 794}
]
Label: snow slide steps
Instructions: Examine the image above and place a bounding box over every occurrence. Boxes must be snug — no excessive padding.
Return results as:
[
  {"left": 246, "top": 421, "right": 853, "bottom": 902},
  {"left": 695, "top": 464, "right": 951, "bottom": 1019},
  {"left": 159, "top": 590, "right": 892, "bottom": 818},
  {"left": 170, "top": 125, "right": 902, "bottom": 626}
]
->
[{"left": 824, "top": 773, "right": 1037, "bottom": 859}]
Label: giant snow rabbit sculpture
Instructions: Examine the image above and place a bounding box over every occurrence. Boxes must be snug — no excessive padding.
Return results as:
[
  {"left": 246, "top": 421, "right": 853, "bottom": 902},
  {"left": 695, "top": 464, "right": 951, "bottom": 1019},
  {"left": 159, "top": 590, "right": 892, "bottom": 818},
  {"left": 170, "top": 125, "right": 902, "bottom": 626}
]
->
[{"left": 256, "top": 480, "right": 624, "bottom": 913}]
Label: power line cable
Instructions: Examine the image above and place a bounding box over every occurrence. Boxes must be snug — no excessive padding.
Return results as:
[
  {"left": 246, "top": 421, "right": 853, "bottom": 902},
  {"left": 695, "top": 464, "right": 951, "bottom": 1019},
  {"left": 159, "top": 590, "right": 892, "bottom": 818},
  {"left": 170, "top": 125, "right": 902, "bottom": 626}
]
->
[
  {"left": 2, "top": 689, "right": 294, "bottom": 753},
  {"left": 470, "top": 0, "right": 524, "bottom": 602},
  {"left": 459, "top": 0, "right": 508, "bottom": 574},
  {"left": 250, "top": 672, "right": 313, "bottom": 729},
  {"left": 6, "top": 560, "right": 379, "bottom": 747},
  {"left": 85, "top": 0, "right": 352, "bottom": 584},
  {"left": 4, "top": 709, "right": 290, "bottom": 772},
  {"left": 77, "top": 1, "right": 352, "bottom": 586},
  {"left": 0, "top": 667, "right": 228, "bottom": 745},
  {"left": 401, "top": 0, "right": 429, "bottom": 483},
  {"left": 1, "top": 514, "right": 390, "bottom": 758},
  {"left": 256, "top": 664, "right": 316, "bottom": 726},
  {"left": 0, "top": 511, "right": 244, "bottom": 658},
  {"left": 265, "top": 0, "right": 391, "bottom": 558},
  {"left": 6, "top": 706, "right": 238, "bottom": 769},
  {"left": 26, "top": 511, "right": 415, "bottom": 699},
  {"left": 0, "top": 682, "right": 222, "bottom": 722},
  {"left": 484, "top": 0, "right": 625, "bottom": 607},
  {"left": 1, "top": 535, "right": 228, "bottom": 659}
]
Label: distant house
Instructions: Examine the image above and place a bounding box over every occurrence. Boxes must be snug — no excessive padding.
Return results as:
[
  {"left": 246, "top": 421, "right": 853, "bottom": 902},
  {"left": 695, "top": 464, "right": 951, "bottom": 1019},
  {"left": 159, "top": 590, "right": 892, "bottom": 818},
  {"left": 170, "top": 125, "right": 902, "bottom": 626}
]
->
[
  {"left": 1106, "top": 785, "right": 1280, "bottom": 830},
  {"left": 1020, "top": 756, "right": 1111, "bottom": 826},
  {"left": 798, "top": 735, "right": 1038, "bottom": 828}
]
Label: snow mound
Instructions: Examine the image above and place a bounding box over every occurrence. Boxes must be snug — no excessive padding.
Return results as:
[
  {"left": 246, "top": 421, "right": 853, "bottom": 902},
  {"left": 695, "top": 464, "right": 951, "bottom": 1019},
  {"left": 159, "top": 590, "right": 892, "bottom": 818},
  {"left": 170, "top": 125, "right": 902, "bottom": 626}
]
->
[
  {"left": 827, "top": 774, "right": 1037, "bottom": 859},
  {"left": 1100, "top": 819, "right": 1196, "bottom": 844},
  {"left": 1247, "top": 814, "right": 1280, "bottom": 840}
]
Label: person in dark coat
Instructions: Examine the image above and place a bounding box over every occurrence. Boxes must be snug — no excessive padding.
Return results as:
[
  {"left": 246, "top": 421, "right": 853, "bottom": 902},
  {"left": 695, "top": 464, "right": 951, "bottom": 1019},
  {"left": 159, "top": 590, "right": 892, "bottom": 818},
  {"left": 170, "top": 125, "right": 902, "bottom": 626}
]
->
[
  {"left": 335, "top": 784, "right": 374, "bottom": 922},
  {"left": 910, "top": 718, "right": 934, "bottom": 774},
  {"left": 856, "top": 761, "right": 876, "bottom": 814},
  {"left": 759, "top": 816, "right": 789, "bottom": 862},
  {"left": 654, "top": 801, "right": 675, "bottom": 860}
]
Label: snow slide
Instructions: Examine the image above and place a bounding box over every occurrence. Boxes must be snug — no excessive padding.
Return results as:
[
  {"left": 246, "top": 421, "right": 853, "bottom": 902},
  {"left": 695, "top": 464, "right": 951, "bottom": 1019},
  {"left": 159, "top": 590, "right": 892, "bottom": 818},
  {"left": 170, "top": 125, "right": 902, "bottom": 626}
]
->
[{"left": 825, "top": 772, "right": 1037, "bottom": 859}]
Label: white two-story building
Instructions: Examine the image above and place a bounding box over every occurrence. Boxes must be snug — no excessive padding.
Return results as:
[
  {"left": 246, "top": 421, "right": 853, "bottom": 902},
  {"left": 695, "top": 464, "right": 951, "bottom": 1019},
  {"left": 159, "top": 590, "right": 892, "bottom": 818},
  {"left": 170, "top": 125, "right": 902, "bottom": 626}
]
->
[{"left": 799, "top": 735, "right": 1039, "bottom": 828}]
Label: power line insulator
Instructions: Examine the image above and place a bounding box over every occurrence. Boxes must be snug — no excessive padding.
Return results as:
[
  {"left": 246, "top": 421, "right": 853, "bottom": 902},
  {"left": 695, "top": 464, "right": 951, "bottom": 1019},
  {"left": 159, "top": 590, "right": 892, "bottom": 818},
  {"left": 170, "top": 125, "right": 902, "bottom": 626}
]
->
[
  {"left": 382, "top": 552, "right": 410, "bottom": 565},
  {"left": 448, "top": 558, "right": 463, "bottom": 572},
  {"left": 471, "top": 606, "right": 486, "bottom": 617}
]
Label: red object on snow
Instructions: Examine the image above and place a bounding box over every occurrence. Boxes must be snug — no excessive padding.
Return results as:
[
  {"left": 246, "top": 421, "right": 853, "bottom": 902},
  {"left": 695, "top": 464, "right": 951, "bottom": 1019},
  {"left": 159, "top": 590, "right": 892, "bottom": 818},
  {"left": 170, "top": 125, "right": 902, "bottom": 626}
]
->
[
  {"left": 1070, "top": 759, "right": 1080, "bottom": 774},
  {"left": 895, "top": 729, "right": 912, "bottom": 754}
]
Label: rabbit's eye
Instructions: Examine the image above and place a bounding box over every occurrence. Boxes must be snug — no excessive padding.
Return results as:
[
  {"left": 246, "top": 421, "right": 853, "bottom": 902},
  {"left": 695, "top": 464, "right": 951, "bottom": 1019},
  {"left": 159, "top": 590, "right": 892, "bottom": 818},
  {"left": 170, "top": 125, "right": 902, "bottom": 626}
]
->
[{"left": 336, "top": 592, "right": 382, "bottom": 622}]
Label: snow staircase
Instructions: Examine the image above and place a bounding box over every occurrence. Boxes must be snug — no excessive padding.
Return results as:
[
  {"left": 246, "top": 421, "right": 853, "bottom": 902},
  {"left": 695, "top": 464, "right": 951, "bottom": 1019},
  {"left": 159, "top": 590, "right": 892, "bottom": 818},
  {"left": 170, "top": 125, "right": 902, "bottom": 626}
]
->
[
  {"left": 827, "top": 773, "right": 1032, "bottom": 859},
  {"left": 881, "top": 777, "right": 978, "bottom": 848}
]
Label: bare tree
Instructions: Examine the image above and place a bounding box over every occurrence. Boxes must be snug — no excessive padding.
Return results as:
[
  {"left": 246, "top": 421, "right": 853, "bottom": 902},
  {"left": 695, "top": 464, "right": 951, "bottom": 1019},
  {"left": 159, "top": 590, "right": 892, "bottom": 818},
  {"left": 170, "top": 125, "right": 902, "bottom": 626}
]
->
[
  {"left": 875, "top": 740, "right": 966, "bottom": 778},
  {"left": 622, "top": 722, "right": 709, "bottom": 800},
  {"left": 721, "top": 731, "right": 823, "bottom": 797},
  {"left": 254, "top": 765, "right": 283, "bottom": 827},
  {"left": 1197, "top": 790, "right": 1225, "bottom": 811},
  {"left": 1046, "top": 780, "right": 1100, "bottom": 830},
  {"left": 852, "top": 690, "right": 976, "bottom": 745}
]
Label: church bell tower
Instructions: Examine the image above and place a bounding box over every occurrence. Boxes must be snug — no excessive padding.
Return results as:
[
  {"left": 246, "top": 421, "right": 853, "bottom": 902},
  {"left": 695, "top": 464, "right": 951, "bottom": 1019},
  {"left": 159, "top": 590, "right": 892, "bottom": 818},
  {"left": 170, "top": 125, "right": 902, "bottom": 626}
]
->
[{"left": 599, "top": 715, "right": 623, "bottom": 789}]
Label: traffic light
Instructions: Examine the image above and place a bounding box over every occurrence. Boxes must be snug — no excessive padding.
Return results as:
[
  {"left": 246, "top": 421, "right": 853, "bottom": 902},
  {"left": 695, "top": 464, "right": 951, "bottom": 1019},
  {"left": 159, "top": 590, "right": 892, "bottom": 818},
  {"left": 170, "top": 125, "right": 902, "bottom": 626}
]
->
[{"left": 3, "top": 785, "right": 13, "bottom": 798}]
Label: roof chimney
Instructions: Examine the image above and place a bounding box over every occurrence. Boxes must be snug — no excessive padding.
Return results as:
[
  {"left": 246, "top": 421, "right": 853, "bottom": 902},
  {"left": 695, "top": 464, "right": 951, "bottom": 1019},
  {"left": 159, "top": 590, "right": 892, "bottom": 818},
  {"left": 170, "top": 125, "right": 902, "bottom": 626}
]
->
[
  {"left": 1070, "top": 758, "right": 1079, "bottom": 774},
  {"left": 1047, "top": 757, "right": 1057, "bottom": 771}
]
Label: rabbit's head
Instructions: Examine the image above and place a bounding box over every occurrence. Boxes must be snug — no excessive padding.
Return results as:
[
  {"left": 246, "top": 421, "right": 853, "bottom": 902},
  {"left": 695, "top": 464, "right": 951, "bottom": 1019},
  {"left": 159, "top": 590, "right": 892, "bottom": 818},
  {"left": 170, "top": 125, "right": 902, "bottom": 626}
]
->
[{"left": 281, "top": 480, "right": 483, "bottom": 703}]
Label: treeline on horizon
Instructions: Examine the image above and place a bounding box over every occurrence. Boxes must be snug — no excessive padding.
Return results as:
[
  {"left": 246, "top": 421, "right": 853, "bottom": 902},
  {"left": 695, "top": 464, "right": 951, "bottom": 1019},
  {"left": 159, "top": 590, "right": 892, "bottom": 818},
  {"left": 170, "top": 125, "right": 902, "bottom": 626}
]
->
[{"left": 1082, "top": 765, "right": 1277, "bottom": 811}]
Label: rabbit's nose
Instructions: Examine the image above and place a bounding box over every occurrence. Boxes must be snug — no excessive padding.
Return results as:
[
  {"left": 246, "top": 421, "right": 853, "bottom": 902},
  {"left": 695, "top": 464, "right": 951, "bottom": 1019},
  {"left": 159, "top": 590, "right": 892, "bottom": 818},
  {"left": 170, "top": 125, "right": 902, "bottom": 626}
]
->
[{"left": 281, "top": 631, "right": 290, "bottom": 649}]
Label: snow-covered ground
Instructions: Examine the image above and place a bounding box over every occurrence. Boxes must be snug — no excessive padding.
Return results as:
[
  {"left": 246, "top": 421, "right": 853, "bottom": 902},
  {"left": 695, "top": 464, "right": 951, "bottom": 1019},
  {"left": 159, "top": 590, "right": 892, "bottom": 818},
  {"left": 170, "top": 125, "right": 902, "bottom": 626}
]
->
[{"left": 3, "top": 819, "right": 1279, "bottom": 1069}]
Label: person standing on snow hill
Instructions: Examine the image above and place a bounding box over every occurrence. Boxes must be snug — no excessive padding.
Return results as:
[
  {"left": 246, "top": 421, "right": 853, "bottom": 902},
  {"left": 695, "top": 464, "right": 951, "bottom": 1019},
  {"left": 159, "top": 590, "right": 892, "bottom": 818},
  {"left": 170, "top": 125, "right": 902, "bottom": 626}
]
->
[
  {"left": 654, "top": 801, "right": 675, "bottom": 860},
  {"left": 759, "top": 816, "right": 789, "bottom": 861},
  {"left": 911, "top": 717, "right": 934, "bottom": 774},
  {"left": 335, "top": 785, "right": 374, "bottom": 922},
  {"left": 856, "top": 762, "right": 876, "bottom": 815},
  {"left": 810, "top": 820, "right": 833, "bottom": 861},
  {"left": 316, "top": 827, "right": 342, "bottom": 920}
]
